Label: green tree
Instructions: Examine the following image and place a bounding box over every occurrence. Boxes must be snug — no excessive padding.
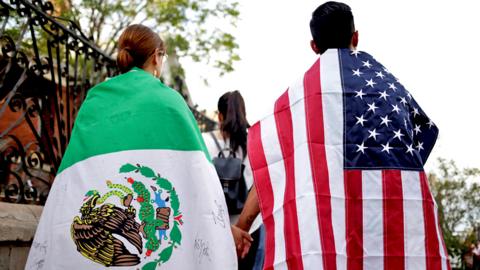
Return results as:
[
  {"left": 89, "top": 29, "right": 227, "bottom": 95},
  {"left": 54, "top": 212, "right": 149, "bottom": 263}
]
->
[
  {"left": 428, "top": 158, "right": 480, "bottom": 263},
  {"left": 56, "top": 0, "right": 240, "bottom": 76}
]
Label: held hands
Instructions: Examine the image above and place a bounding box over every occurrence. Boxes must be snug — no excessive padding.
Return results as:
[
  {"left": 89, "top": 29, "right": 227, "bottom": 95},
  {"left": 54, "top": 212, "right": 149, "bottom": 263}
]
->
[{"left": 231, "top": 225, "right": 253, "bottom": 259}]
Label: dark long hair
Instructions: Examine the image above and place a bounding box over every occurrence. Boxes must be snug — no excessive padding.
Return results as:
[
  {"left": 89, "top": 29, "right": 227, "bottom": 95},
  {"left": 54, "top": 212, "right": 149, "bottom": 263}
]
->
[{"left": 218, "top": 91, "right": 250, "bottom": 155}]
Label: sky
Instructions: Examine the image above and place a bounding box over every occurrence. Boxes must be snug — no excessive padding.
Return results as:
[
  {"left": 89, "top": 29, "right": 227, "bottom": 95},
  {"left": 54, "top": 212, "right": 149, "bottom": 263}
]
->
[{"left": 181, "top": 0, "right": 480, "bottom": 172}]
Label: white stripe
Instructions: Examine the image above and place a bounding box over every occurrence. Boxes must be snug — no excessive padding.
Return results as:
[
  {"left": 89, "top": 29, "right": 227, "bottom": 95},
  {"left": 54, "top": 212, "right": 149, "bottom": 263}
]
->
[
  {"left": 432, "top": 189, "right": 448, "bottom": 270},
  {"left": 288, "top": 79, "right": 323, "bottom": 269},
  {"left": 402, "top": 171, "right": 426, "bottom": 270},
  {"left": 320, "top": 49, "right": 347, "bottom": 269},
  {"left": 260, "top": 115, "right": 287, "bottom": 270},
  {"left": 362, "top": 170, "right": 384, "bottom": 270}
]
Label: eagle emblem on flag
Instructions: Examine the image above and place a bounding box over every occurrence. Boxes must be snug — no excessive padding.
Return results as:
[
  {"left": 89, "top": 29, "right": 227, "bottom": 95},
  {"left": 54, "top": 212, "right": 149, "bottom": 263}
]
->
[{"left": 71, "top": 163, "right": 183, "bottom": 270}]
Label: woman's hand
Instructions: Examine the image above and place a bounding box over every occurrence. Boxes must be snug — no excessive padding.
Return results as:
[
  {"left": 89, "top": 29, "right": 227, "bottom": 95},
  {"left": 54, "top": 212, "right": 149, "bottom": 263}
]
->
[{"left": 231, "top": 225, "right": 253, "bottom": 259}]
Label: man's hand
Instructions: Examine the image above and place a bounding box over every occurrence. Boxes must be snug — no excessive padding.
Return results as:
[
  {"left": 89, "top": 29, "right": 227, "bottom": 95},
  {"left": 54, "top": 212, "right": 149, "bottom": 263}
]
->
[{"left": 231, "top": 225, "right": 253, "bottom": 259}]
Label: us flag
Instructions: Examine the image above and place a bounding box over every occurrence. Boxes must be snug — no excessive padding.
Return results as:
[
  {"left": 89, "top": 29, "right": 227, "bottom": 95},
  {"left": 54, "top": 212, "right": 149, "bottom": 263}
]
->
[{"left": 248, "top": 48, "right": 449, "bottom": 270}]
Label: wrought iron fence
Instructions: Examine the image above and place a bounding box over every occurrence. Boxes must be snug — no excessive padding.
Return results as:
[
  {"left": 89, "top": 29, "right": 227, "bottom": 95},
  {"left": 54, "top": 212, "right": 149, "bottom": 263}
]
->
[{"left": 0, "top": 0, "right": 216, "bottom": 205}]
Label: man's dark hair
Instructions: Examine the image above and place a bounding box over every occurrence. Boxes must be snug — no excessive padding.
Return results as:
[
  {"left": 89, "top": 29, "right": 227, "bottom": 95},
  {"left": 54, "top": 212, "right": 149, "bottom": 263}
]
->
[{"left": 310, "top": 1, "right": 355, "bottom": 54}]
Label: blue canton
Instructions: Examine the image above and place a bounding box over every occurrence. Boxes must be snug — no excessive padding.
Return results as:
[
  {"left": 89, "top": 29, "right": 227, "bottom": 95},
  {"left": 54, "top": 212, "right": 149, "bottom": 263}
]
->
[{"left": 340, "top": 49, "right": 438, "bottom": 170}]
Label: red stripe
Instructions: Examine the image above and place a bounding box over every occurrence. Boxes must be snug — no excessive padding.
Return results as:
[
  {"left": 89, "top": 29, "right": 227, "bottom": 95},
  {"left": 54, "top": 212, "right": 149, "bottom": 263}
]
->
[
  {"left": 345, "top": 170, "right": 363, "bottom": 270},
  {"left": 419, "top": 172, "right": 442, "bottom": 270},
  {"left": 304, "top": 59, "right": 337, "bottom": 269},
  {"left": 247, "top": 122, "right": 276, "bottom": 269},
  {"left": 382, "top": 170, "right": 405, "bottom": 270},
  {"left": 274, "top": 90, "right": 304, "bottom": 270}
]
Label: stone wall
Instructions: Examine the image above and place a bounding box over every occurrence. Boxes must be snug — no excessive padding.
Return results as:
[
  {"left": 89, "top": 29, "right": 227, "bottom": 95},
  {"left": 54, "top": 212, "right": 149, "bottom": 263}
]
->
[{"left": 0, "top": 202, "right": 43, "bottom": 270}]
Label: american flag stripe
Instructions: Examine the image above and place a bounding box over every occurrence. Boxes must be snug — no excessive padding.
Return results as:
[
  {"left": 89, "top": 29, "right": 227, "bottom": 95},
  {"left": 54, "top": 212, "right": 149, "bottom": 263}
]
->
[
  {"left": 420, "top": 172, "right": 444, "bottom": 270},
  {"left": 402, "top": 171, "right": 427, "bottom": 270},
  {"left": 289, "top": 77, "right": 324, "bottom": 269},
  {"left": 248, "top": 48, "right": 450, "bottom": 270},
  {"left": 274, "top": 91, "right": 304, "bottom": 270},
  {"left": 345, "top": 170, "right": 363, "bottom": 270},
  {"left": 248, "top": 122, "right": 276, "bottom": 269},
  {"left": 261, "top": 115, "right": 288, "bottom": 270},
  {"left": 362, "top": 170, "right": 384, "bottom": 270},
  {"left": 305, "top": 57, "right": 338, "bottom": 270},
  {"left": 383, "top": 170, "right": 405, "bottom": 270},
  {"left": 319, "top": 48, "right": 348, "bottom": 270}
]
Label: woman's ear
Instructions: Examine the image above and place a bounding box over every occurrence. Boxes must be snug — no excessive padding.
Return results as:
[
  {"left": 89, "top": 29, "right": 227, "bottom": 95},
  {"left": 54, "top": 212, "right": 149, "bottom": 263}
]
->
[
  {"left": 218, "top": 112, "right": 224, "bottom": 123},
  {"left": 151, "top": 48, "right": 160, "bottom": 66},
  {"left": 310, "top": 40, "right": 320, "bottom": 54}
]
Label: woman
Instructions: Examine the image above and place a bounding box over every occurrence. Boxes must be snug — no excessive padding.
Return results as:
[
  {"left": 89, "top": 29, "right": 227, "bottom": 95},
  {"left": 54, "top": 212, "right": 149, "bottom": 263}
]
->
[
  {"left": 203, "top": 91, "right": 264, "bottom": 270},
  {"left": 26, "top": 25, "right": 250, "bottom": 270}
]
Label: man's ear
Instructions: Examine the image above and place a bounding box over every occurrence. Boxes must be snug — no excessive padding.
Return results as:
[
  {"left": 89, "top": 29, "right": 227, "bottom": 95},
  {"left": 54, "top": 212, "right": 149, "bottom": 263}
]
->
[
  {"left": 351, "top": 31, "right": 359, "bottom": 48},
  {"left": 310, "top": 40, "right": 320, "bottom": 54}
]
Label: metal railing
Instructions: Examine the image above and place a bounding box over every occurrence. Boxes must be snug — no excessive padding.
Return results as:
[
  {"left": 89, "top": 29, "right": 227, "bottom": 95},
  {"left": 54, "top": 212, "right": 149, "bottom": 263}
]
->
[{"left": 0, "top": 0, "right": 216, "bottom": 205}]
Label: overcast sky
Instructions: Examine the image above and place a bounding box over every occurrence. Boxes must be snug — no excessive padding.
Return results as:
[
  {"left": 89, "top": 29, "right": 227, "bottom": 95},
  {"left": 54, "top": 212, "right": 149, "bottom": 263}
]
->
[{"left": 180, "top": 0, "right": 480, "bottom": 172}]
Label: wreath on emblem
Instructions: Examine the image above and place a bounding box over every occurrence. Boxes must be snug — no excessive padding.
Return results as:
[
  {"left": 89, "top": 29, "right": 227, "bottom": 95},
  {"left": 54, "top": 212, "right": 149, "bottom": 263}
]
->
[{"left": 71, "top": 163, "right": 183, "bottom": 270}]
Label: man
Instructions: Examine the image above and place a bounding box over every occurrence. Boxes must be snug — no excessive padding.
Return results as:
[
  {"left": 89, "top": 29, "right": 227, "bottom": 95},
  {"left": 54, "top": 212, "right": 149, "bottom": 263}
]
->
[{"left": 237, "top": 2, "right": 450, "bottom": 269}]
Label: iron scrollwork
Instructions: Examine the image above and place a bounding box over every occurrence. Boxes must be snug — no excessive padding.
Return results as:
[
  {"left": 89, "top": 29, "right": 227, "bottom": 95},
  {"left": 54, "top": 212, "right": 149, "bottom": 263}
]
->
[{"left": 0, "top": 0, "right": 216, "bottom": 205}]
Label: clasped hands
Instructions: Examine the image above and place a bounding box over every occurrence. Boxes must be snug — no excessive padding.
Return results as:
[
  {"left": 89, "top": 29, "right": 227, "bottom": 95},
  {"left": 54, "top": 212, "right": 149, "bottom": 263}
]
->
[{"left": 231, "top": 225, "right": 253, "bottom": 259}]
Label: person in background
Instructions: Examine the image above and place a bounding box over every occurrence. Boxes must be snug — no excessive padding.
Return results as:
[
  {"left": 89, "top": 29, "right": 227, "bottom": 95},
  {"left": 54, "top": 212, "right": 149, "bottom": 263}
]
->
[{"left": 203, "top": 90, "right": 264, "bottom": 269}]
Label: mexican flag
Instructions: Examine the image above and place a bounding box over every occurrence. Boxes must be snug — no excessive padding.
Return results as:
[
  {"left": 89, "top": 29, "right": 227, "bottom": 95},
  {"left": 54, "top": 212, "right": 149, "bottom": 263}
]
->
[{"left": 26, "top": 68, "right": 237, "bottom": 270}]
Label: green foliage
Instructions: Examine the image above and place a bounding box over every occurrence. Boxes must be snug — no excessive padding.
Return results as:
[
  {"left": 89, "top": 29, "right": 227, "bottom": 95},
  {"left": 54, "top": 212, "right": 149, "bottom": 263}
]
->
[
  {"left": 142, "top": 261, "right": 158, "bottom": 270},
  {"left": 159, "top": 245, "right": 174, "bottom": 263},
  {"left": 119, "top": 163, "right": 137, "bottom": 173},
  {"left": 170, "top": 223, "right": 182, "bottom": 244},
  {"left": 428, "top": 158, "right": 480, "bottom": 261},
  {"left": 62, "top": 0, "right": 240, "bottom": 75},
  {"left": 139, "top": 166, "right": 156, "bottom": 178}
]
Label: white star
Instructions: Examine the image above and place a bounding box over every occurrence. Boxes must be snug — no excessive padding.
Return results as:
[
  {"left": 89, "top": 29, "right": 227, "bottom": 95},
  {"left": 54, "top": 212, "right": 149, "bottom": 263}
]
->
[
  {"left": 365, "top": 78, "right": 377, "bottom": 88},
  {"left": 355, "top": 115, "right": 367, "bottom": 126},
  {"left": 367, "top": 102, "right": 378, "bottom": 114},
  {"left": 407, "top": 92, "right": 412, "bottom": 100},
  {"left": 414, "top": 124, "right": 422, "bottom": 135},
  {"left": 391, "top": 104, "right": 401, "bottom": 114},
  {"left": 393, "top": 129, "right": 404, "bottom": 141},
  {"left": 416, "top": 142, "right": 424, "bottom": 152},
  {"left": 381, "top": 142, "right": 393, "bottom": 154},
  {"left": 375, "top": 71, "right": 385, "bottom": 79},
  {"left": 388, "top": 83, "right": 397, "bottom": 91},
  {"left": 362, "top": 60, "right": 372, "bottom": 68},
  {"left": 351, "top": 50, "right": 361, "bottom": 57},
  {"left": 383, "top": 67, "right": 391, "bottom": 74},
  {"left": 352, "top": 68, "right": 363, "bottom": 77},
  {"left": 380, "top": 115, "right": 392, "bottom": 127},
  {"left": 354, "top": 89, "right": 366, "bottom": 99},
  {"left": 406, "top": 144, "right": 415, "bottom": 155},
  {"left": 412, "top": 107, "right": 420, "bottom": 118},
  {"left": 427, "top": 119, "right": 435, "bottom": 129},
  {"left": 399, "top": 97, "right": 408, "bottom": 106},
  {"left": 356, "top": 142, "right": 368, "bottom": 154},
  {"left": 368, "top": 128, "right": 380, "bottom": 141},
  {"left": 378, "top": 90, "right": 390, "bottom": 101}
]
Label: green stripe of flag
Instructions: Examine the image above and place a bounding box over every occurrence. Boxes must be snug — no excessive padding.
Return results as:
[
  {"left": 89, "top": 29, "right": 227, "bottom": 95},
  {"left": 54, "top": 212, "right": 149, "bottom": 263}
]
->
[{"left": 58, "top": 67, "right": 210, "bottom": 174}]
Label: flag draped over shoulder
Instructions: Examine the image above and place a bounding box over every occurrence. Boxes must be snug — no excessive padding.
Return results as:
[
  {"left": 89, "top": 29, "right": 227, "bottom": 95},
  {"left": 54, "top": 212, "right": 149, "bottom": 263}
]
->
[
  {"left": 26, "top": 67, "right": 236, "bottom": 270},
  {"left": 248, "top": 49, "right": 449, "bottom": 270}
]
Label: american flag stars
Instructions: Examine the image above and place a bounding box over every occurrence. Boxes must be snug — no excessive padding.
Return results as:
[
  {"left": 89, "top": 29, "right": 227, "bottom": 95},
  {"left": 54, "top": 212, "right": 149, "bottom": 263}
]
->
[{"left": 342, "top": 50, "right": 438, "bottom": 169}]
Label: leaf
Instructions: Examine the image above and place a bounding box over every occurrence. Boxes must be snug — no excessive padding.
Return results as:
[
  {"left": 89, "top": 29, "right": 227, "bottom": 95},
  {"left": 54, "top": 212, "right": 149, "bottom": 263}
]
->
[
  {"left": 142, "top": 261, "right": 158, "bottom": 270},
  {"left": 170, "top": 224, "right": 182, "bottom": 244},
  {"left": 159, "top": 245, "right": 174, "bottom": 263},
  {"left": 140, "top": 166, "right": 156, "bottom": 178},
  {"left": 119, "top": 163, "right": 137, "bottom": 173},
  {"left": 156, "top": 178, "right": 172, "bottom": 190}
]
